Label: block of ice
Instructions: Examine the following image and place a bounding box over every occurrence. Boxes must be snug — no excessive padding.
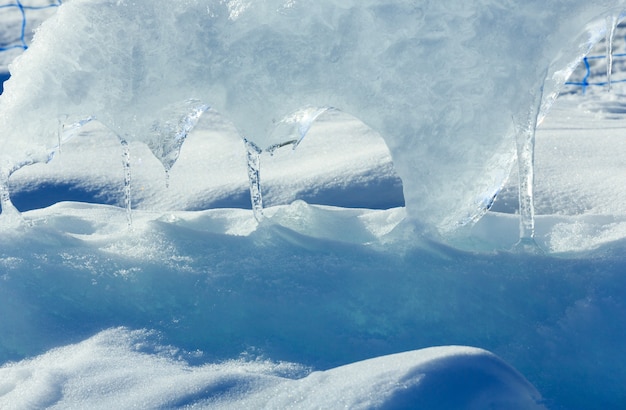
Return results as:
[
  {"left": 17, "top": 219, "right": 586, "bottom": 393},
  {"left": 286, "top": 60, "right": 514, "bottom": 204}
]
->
[{"left": 0, "top": 0, "right": 624, "bottom": 238}]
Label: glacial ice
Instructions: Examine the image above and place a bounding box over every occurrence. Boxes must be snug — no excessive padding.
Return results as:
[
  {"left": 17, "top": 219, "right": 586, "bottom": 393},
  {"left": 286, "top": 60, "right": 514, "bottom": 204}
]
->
[{"left": 2, "top": 0, "right": 626, "bottom": 239}]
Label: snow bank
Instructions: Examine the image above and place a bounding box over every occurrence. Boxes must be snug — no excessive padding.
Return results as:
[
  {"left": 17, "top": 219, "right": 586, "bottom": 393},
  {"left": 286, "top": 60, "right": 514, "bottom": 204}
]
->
[
  {"left": 0, "top": 203, "right": 625, "bottom": 408},
  {"left": 0, "top": 327, "right": 545, "bottom": 409}
]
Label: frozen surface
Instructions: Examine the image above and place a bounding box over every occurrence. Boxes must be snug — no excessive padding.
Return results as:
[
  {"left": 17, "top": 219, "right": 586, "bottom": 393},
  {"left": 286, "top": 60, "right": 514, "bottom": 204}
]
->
[
  {"left": 0, "top": 200, "right": 625, "bottom": 408},
  {"left": 1, "top": 1, "right": 626, "bottom": 410},
  {"left": 2, "top": 0, "right": 626, "bottom": 236},
  {"left": 0, "top": 203, "right": 624, "bottom": 409}
]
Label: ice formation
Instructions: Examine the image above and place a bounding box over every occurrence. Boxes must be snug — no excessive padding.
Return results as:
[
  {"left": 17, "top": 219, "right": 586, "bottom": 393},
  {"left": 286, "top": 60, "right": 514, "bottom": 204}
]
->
[
  {"left": 247, "top": 106, "right": 331, "bottom": 220},
  {"left": 1, "top": 0, "right": 625, "bottom": 239},
  {"left": 605, "top": 14, "right": 620, "bottom": 91},
  {"left": 1, "top": 2, "right": 626, "bottom": 408}
]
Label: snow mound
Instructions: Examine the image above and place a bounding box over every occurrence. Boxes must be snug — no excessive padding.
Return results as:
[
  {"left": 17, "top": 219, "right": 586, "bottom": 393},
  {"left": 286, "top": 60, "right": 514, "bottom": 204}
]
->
[{"left": 0, "top": 328, "right": 545, "bottom": 410}]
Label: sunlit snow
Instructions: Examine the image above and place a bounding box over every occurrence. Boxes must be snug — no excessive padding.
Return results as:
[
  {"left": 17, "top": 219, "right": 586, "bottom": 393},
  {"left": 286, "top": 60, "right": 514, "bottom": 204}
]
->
[{"left": 1, "top": 1, "right": 626, "bottom": 409}]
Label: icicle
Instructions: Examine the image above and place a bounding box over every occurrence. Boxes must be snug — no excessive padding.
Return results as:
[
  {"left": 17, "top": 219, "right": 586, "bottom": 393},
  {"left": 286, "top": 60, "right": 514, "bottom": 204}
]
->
[
  {"left": 513, "top": 82, "right": 544, "bottom": 252},
  {"left": 49, "top": 115, "right": 96, "bottom": 164},
  {"left": 605, "top": 14, "right": 618, "bottom": 92},
  {"left": 266, "top": 139, "right": 298, "bottom": 156},
  {"left": 243, "top": 107, "right": 330, "bottom": 221},
  {"left": 146, "top": 100, "right": 209, "bottom": 184},
  {"left": 120, "top": 137, "right": 133, "bottom": 228},
  {"left": 58, "top": 118, "right": 64, "bottom": 153},
  {"left": 267, "top": 106, "right": 331, "bottom": 152},
  {"left": 164, "top": 169, "right": 170, "bottom": 188},
  {"left": 244, "top": 138, "right": 264, "bottom": 221}
]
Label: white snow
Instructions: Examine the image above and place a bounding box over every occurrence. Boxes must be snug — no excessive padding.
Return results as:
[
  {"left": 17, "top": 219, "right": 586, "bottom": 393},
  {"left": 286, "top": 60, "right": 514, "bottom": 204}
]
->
[
  {"left": 0, "top": 328, "right": 545, "bottom": 409},
  {"left": 0, "top": 200, "right": 624, "bottom": 409},
  {"left": 0, "top": 1, "right": 626, "bottom": 409}
]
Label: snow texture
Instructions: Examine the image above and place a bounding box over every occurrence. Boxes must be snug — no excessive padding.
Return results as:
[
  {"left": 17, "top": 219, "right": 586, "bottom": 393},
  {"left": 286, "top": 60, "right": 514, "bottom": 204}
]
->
[
  {"left": 0, "top": 328, "right": 546, "bottom": 409},
  {"left": 1, "top": 1, "right": 626, "bottom": 409}
]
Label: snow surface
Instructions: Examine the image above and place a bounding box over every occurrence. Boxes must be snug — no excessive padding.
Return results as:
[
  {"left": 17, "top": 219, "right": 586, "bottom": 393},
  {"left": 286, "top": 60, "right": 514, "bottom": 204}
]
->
[
  {"left": 0, "top": 1, "right": 626, "bottom": 409},
  {"left": 0, "top": 329, "right": 546, "bottom": 409}
]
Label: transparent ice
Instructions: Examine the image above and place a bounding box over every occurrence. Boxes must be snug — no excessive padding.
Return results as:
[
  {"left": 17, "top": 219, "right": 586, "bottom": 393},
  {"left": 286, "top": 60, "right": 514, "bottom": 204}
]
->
[
  {"left": 2, "top": 0, "right": 626, "bottom": 240},
  {"left": 145, "top": 99, "right": 210, "bottom": 186},
  {"left": 605, "top": 14, "right": 619, "bottom": 91}
]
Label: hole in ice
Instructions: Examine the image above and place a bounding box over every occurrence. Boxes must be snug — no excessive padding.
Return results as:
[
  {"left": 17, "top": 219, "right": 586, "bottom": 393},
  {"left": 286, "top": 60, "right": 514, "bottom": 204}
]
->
[
  {"left": 5, "top": 108, "right": 404, "bottom": 220},
  {"left": 5, "top": 111, "right": 244, "bottom": 213},
  {"left": 255, "top": 109, "right": 405, "bottom": 211},
  {"left": 8, "top": 119, "right": 126, "bottom": 212}
]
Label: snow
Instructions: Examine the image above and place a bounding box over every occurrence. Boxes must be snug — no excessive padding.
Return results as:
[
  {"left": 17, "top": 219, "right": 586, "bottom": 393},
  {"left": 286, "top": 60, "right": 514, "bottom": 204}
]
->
[
  {"left": 1, "top": 201, "right": 625, "bottom": 409},
  {"left": 9, "top": 108, "right": 405, "bottom": 212},
  {"left": 0, "top": 1, "right": 626, "bottom": 409},
  {"left": 0, "top": 329, "right": 545, "bottom": 409}
]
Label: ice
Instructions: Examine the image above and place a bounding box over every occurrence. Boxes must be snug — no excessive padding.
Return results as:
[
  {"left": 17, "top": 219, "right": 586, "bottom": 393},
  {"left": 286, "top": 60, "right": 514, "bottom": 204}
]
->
[
  {"left": 1, "top": 1, "right": 626, "bottom": 409},
  {"left": 120, "top": 138, "right": 132, "bottom": 227},
  {"left": 145, "top": 99, "right": 210, "bottom": 185},
  {"left": 244, "top": 138, "right": 263, "bottom": 220},
  {"left": 246, "top": 106, "right": 332, "bottom": 219},
  {"left": 605, "top": 14, "right": 619, "bottom": 91},
  {"left": 2, "top": 0, "right": 626, "bottom": 238},
  {"left": 265, "top": 107, "right": 331, "bottom": 154},
  {"left": 512, "top": 81, "right": 544, "bottom": 250}
]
